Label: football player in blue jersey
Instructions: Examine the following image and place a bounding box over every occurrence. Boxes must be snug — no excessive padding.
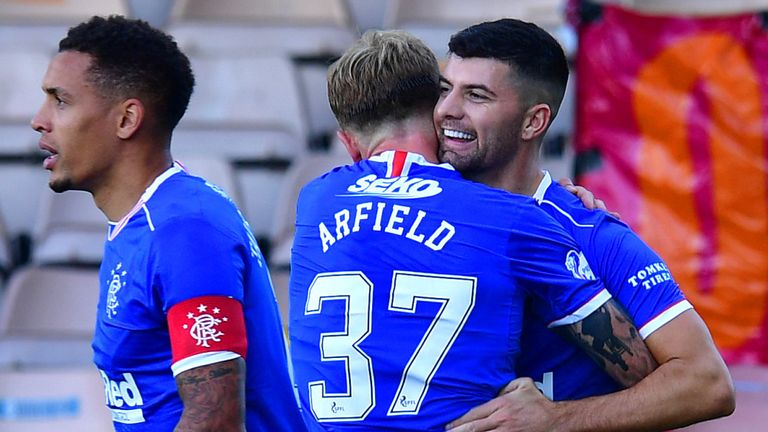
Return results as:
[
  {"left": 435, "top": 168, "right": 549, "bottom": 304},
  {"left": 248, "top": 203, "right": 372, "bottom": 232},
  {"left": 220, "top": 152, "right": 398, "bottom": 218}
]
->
[
  {"left": 289, "top": 29, "right": 657, "bottom": 432},
  {"left": 31, "top": 15, "right": 306, "bottom": 431},
  {"left": 435, "top": 19, "right": 735, "bottom": 431}
]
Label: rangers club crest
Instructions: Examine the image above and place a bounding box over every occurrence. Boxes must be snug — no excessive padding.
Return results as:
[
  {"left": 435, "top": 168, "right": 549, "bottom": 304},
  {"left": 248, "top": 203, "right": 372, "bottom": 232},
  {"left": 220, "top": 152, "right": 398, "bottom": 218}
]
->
[
  {"left": 182, "top": 303, "right": 229, "bottom": 347},
  {"left": 107, "top": 263, "right": 127, "bottom": 318},
  {"left": 168, "top": 296, "right": 247, "bottom": 362}
]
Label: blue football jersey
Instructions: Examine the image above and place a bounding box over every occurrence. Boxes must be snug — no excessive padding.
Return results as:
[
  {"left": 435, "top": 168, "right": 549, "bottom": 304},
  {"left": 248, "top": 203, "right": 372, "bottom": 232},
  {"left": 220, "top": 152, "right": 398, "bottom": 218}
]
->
[
  {"left": 516, "top": 172, "right": 692, "bottom": 400},
  {"left": 289, "top": 151, "right": 611, "bottom": 431},
  {"left": 92, "top": 165, "right": 306, "bottom": 431}
]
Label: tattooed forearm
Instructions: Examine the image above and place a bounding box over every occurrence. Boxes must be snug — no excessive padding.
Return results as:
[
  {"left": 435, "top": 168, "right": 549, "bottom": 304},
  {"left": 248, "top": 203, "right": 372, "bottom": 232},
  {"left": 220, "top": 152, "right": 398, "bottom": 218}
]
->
[
  {"left": 556, "top": 299, "right": 657, "bottom": 387},
  {"left": 174, "top": 358, "right": 246, "bottom": 432}
]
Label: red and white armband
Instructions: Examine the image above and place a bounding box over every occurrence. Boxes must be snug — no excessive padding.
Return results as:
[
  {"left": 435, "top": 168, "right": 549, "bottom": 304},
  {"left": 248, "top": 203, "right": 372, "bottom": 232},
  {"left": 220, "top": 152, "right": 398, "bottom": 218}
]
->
[{"left": 167, "top": 295, "right": 248, "bottom": 376}]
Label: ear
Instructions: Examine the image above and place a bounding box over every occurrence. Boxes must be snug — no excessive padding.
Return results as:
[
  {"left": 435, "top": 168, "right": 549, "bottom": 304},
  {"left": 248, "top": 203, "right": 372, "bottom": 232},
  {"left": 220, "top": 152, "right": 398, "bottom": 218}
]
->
[
  {"left": 521, "top": 103, "right": 551, "bottom": 141},
  {"left": 115, "top": 98, "right": 144, "bottom": 140},
  {"left": 337, "top": 129, "right": 363, "bottom": 162}
]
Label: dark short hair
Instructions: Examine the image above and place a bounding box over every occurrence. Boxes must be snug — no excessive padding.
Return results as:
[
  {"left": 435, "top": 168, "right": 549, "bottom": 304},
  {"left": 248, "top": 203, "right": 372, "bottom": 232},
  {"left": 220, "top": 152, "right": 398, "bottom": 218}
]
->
[
  {"left": 448, "top": 18, "right": 568, "bottom": 118},
  {"left": 59, "top": 15, "right": 194, "bottom": 132},
  {"left": 328, "top": 30, "right": 440, "bottom": 134}
]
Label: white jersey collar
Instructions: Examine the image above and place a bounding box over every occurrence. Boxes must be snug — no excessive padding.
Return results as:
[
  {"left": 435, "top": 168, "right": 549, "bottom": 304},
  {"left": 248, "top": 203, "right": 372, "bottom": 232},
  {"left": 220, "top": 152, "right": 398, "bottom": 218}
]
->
[
  {"left": 532, "top": 170, "right": 552, "bottom": 204},
  {"left": 139, "top": 163, "right": 184, "bottom": 204},
  {"left": 107, "top": 163, "right": 184, "bottom": 239}
]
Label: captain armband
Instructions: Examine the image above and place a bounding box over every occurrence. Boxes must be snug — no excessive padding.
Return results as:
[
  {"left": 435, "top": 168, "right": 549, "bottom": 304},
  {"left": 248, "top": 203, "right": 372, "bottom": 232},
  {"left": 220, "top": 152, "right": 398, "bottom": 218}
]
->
[{"left": 167, "top": 295, "right": 248, "bottom": 374}]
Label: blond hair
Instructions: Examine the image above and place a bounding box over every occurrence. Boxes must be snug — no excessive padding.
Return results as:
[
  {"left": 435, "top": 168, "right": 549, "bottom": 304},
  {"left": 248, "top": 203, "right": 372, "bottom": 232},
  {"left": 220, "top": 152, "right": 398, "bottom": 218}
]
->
[{"left": 327, "top": 30, "right": 439, "bottom": 134}]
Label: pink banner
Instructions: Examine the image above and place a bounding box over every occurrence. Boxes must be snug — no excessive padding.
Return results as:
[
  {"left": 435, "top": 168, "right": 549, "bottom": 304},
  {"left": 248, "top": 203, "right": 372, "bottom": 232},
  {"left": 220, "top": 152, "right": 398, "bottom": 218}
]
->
[{"left": 572, "top": 2, "right": 768, "bottom": 363}]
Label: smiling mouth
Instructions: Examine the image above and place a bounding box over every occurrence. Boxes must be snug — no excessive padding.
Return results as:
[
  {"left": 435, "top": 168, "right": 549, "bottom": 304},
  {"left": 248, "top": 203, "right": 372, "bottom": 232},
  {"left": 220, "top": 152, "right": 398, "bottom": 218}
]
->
[{"left": 442, "top": 128, "right": 476, "bottom": 142}]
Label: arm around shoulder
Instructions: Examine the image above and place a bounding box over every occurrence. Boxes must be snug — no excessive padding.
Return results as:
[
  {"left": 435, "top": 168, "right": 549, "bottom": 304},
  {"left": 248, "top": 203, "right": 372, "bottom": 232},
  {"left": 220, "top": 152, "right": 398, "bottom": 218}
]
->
[{"left": 555, "top": 309, "right": 734, "bottom": 432}]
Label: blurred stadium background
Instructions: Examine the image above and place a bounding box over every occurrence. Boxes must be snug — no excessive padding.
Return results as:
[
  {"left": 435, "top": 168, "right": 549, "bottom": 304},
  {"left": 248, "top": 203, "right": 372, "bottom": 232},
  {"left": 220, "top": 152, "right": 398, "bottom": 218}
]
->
[{"left": 0, "top": 0, "right": 766, "bottom": 430}]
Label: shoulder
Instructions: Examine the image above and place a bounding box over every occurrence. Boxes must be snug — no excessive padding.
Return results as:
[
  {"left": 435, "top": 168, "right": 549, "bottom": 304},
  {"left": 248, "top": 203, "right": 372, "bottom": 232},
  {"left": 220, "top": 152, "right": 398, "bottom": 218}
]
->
[
  {"left": 538, "top": 182, "right": 626, "bottom": 232},
  {"left": 147, "top": 172, "right": 244, "bottom": 237},
  {"left": 300, "top": 163, "right": 360, "bottom": 196},
  {"left": 469, "top": 189, "right": 581, "bottom": 247}
]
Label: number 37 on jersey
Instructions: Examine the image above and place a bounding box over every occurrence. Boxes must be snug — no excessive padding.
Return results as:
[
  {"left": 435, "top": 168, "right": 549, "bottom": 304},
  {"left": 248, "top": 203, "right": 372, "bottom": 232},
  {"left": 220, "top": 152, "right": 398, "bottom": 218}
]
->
[{"left": 302, "top": 270, "right": 476, "bottom": 421}]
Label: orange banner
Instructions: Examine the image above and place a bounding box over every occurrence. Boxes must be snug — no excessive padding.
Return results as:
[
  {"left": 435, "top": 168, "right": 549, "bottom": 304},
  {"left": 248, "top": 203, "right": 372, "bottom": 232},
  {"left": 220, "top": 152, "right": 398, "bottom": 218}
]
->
[{"left": 573, "top": 2, "right": 768, "bottom": 363}]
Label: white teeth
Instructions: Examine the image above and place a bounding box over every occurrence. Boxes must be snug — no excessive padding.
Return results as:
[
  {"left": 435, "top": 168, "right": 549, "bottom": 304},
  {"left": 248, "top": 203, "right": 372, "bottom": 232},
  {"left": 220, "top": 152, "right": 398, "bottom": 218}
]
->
[{"left": 443, "top": 129, "right": 475, "bottom": 140}]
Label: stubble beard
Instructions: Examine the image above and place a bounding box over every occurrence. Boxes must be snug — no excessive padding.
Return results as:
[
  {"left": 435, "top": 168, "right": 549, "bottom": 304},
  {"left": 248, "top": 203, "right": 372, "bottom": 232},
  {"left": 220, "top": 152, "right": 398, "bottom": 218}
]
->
[
  {"left": 48, "top": 176, "right": 74, "bottom": 193},
  {"left": 439, "top": 142, "right": 489, "bottom": 182}
]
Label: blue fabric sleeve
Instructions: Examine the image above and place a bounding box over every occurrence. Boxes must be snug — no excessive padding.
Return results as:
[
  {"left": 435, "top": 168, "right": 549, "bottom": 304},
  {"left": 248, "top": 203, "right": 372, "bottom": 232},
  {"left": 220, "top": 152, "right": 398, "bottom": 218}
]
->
[
  {"left": 589, "top": 217, "right": 687, "bottom": 331},
  {"left": 512, "top": 209, "right": 610, "bottom": 325},
  {"left": 151, "top": 216, "right": 247, "bottom": 312}
]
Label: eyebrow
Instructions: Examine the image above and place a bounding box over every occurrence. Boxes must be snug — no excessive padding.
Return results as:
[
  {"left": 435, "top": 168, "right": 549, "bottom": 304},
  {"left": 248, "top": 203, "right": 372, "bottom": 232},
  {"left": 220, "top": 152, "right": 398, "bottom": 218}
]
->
[{"left": 43, "top": 86, "right": 71, "bottom": 99}]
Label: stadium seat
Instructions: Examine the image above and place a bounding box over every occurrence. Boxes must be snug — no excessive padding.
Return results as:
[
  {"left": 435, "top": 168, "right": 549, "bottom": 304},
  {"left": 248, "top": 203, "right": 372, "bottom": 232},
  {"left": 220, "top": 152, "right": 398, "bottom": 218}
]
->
[
  {"left": 0, "top": 51, "right": 50, "bottom": 157},
  {"left": 0, "top": 265, "right": 99, "bottom": 337},
  {"left": 0, "top": 212, "right": 12, "bottom": 280},
  {"left": 383, "top": 0, "right": 568, "bottom": 57},
  {"left": 166, "top": 0, "right": 356, "bottom": 158},
  {"left": 0, "top": 368, "right": 112, "bottom": 432},
  {"left": 266, "top": 134, "right": 350, "bottom": 330},
  {"left": 345, "top": 0, "right": 390, "bottom": 31},
  {"left": 296, "top": 63, "right": 341, "bottom": 146},
  {"left": 231, "top": 165, "right": 290, "bottom": 244},
  {"left": 175, "top": 52, "right": 331, "bottom": 238},
  {"left": 268, "top": 148, "right": 350, "bottom": 270},
  {"left": 0, "top": 0, "right": 128, "bottom": 63},
  {"left": 166, "top": 0, "right": 358, "bottom": 58},
  {"left": 0, "top": 0, "right": 127, "bottom": 24},
  {"left": 0, "top": 265, "right": 98, "bottom": 369},
  {"left": 173, "top": 54, "right": 309, "bottom": 163},
  {"left": 270, "top": 269, "right": 291, "bottom": 330},
  {"left": 0, "top": 162, "right": 49, "bottom": 250},
  {"left": 0, "top": 24, "right": 66, "bottom": 55},
  {"left": 31, "top": 190, "right": 105, "bottom": 266},
  {"left": 124, "top": 0, "right": 176, "bottom": 27}
]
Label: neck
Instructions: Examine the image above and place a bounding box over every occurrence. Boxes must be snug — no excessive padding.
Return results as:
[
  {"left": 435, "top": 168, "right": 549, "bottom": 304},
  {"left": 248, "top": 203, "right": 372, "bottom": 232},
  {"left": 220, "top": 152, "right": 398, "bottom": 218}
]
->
[
  {"left": 467, "top": 140, "right": 544, "bottom": 196},
  {"left": 366, "top": 118, "right": 439, "bottom": 163},
  {"left": 92, "top": 147, "right": 173, "bottom": 222},
  {"left": 369, "top": 135, "right": 439, "bottom": 163}
]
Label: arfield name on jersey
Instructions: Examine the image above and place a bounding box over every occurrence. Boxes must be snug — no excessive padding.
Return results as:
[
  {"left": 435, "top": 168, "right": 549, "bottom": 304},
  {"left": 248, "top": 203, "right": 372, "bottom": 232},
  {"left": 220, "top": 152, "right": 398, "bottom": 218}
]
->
[
  {"left": 340, "top": 174, "right": 443, "bottom": 199},
  {"left": 318, "top": 201, "right": 455, "bottom": 253}
]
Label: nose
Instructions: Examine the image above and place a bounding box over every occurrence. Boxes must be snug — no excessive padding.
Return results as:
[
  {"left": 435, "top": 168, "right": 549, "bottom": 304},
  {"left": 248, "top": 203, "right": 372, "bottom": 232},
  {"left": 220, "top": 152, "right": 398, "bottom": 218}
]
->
[
  {"left": 434, "top": 88, "right": 462, "bottom": 123},
  {"left": 30, "top": 102, "right": 49, "bottom": 133}
]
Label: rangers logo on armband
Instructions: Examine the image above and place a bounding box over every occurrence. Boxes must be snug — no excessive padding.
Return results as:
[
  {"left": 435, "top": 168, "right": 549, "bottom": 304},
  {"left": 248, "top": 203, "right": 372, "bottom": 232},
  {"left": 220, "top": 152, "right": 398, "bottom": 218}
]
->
[
  {"left": 167, "top": 296, "right": 248, "bottom": 363},
  {"left": 186, "top": 304, "right": 226, "bottom": 347}
]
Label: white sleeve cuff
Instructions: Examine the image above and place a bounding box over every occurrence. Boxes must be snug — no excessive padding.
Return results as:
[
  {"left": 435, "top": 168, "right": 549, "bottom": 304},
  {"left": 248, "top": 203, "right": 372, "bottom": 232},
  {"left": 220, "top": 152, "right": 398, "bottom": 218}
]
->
[
  {"left": 171, "top": 351, "right": 242, "bottom": 377},
  {"left": 548, "top": 289, "right": 612, "bottom": 328},
  {"left": 638, "top": 300, "right": 694, "bottom": 339}
]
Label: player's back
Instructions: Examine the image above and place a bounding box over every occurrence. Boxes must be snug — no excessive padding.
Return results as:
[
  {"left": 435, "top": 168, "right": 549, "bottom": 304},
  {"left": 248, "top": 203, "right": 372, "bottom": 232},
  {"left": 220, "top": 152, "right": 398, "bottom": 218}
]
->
[
  {"left": 289, "top": 152, "right": 604, "bottom": 431},
  {"left": 516, "top": 172, "right": 690, "bottom": 400}
]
